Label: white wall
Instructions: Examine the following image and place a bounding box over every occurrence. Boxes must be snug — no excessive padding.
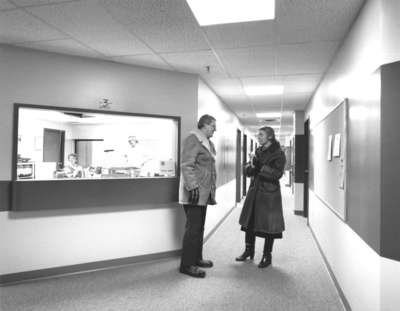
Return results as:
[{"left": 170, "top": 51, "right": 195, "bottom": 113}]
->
[
  {"left": 306, "top": 0, "right": 400, "bottom": 310},
  {"left": 309, "top": 191, "right": 380, "bottom": 311},
  {"left": 0, "top": 44, "right": 198, "bottom": 275}
]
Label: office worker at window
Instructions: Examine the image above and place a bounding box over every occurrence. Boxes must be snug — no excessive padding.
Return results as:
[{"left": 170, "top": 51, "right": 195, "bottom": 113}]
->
[
  {"left": 179, "top": 114, "right": 217, "bottom": 278},
  {"left": 236, "top": 126, "right": 286, "bottom": 268},
  {"left": 64, "top": 153, "right": 83, "bottom": 178}
]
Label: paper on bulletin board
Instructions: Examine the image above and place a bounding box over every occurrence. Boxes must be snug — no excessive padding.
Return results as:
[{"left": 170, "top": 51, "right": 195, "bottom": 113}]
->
[
  {"left": 333, "top": 133, "right": 341, "bottom": 157},
  {"left": 338, "top": 158, "right": 345, "bottom": 189},
  {"left": 327, "top": 134, "right": 333, "bottom": 161}
]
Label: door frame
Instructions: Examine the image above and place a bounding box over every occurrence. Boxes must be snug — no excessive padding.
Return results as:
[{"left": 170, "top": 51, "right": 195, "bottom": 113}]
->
[
  {"left": 304, "top": 118, "right": 310, "bottom": 220},
  {"left": 236, "top": 129, "right": 242, "bottom": 203}
]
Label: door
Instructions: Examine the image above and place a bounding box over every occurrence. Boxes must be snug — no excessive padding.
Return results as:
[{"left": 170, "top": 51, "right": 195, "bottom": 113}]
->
[
  {"left": 242, "top": 134, "right": 247, "bottom": 196},
  {"left": 304, "top": 118, "right": 310, "bottom": 219},
  {"left": 236, "top": 129, "right": 242, "bottom": 203},
  {"left": 43, "top": 128, "right": 65, "bottom": 169}
]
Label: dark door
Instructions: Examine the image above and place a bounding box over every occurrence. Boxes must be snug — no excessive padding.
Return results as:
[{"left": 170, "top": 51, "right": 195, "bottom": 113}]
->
[
  {"left": 242, "top": 134, "right": 247, "bottom": 196},
  {"left": 304, "top": 118, "right": 310, "bottom": 219},
  {"left": 43, "top": 128, "right": 65, "bottom": 169},
  {"left": 236, "top": 129, "right": 242, "bottom": 203}
]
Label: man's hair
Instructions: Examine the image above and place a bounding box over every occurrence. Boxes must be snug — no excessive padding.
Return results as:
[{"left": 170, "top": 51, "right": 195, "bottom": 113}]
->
[
  {"left": 259, "top": 126, "right": 276, "bottom": 141},
  {"left": 68, "top": 153, "right": 78, "bottom": 160},
  {"left": 197, "top": 114, "right": 216, "bottom": 129}
]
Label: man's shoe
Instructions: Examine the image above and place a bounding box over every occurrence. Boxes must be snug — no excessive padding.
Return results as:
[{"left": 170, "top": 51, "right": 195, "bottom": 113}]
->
[
  {"left": 179, "top": 265, "right": 206, "bottom": 278},
  {"left": 196, "top": 259, "right": 213, "bottom": 268}
]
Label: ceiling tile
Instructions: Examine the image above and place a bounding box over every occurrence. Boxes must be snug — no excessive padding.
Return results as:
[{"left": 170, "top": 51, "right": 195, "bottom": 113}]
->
[
  {"left": 16, "top": 39, "right": 101, "bottom": 58},
  {"left": 203, "top": 20, "right": 276, "bottom": 49},
  {"left": 110, "top": 53, "right": 173, "bottom": 71},
  {"left": 241, "top": 76, "right": 284, "bottom": 89},
  {"left": 276, "top": 0, "right": 365, "bottom": 43},
  {"left": 12, "top": 0, "right": 76, "bottom": 6},
  {"left": 218, "top": 45, "right": 276, "bottom": 77},
  {"left": 27, "top": 0, "right": 153, "bottom": 56},
  {"left": 204, "top": 78, "right": 245, "bottom": 97},
  {"left": 0, "top": 0, "right": 16, "bottom": 10},
  {"left": 282, "top": 74, "right": 322, "bottom": 94},
  {"left": 161, "top": 50, "right": 227, "bottom": 78},
  {"left": 101, "top": 0, "right": 210, "bottom": 53},
  {"left": 251, "top": 98, "right": 285, "bottom": 110},
  {"left": 0, "top": 9, "right": 67, "bottom": 43},
  {"left": 282, "top": 93, "right": 313, "bottom": 110},
  {"left": 276, "top": 41, "right": 339, "bottom": 75}
]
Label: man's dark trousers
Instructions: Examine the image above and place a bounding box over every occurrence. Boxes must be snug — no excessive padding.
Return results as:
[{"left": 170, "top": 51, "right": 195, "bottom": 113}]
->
[{"left": 180, "top": 204, "right": 207, "bottom": 267}]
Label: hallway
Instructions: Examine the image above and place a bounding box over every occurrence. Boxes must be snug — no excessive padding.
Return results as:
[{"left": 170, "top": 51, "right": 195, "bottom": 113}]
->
[{"left": 0, "top": 186, "right": 344, "bottom": 311}]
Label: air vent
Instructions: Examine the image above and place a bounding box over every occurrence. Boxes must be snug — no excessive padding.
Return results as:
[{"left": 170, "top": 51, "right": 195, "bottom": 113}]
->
[{"left": 264, "top": 118, "right": 279, "bottom": 122}]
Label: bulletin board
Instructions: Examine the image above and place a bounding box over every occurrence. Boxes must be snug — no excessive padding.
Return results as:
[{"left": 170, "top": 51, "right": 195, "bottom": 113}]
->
[{"left": 310, "top": 99, "right": 348, "bottom": 220}]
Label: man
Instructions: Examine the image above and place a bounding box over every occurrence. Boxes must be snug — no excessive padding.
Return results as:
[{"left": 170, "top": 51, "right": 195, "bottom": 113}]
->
[
  {"left": 123, "top": 135, "right": 151, "bottom": 176},
  {"left": 179, "top": 115, "right": 217, "bottom": 278}
]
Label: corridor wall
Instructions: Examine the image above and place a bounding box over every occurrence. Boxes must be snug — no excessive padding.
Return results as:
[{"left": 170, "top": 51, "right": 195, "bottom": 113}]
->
[
  {"left": 306, "top": 0, "right": 400, "bottom": 310},
  {"left": 0, "top": 44, "right": 199, "bottom": 280}
]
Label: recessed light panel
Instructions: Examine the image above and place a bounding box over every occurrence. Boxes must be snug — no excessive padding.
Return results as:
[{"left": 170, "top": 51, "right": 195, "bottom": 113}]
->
[
  {"left": 256, "top": 112, "right": 281, "bottom": 119},
  {"left": 186, "top": 0, "right": 275, "bottom": 26},
  {"left": 245, "top": 85, "right": 284, "bottom": 96}
]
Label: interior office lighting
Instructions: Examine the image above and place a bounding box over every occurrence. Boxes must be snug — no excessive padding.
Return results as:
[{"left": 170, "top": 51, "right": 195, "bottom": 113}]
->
[
  {"left": 256, "top": 112, "right": 281, "bottom": 119},
  {"left": 186, "top": 0, "right": 275, "bottom": 26},
  {"left": 244, "top": 85, "right": 284, "bottom": 96}
]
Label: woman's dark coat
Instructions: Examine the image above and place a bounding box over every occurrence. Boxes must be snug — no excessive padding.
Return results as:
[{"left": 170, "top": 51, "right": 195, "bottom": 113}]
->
[{"left": 239, "top": 141, "right": 286, "bottom": 235}]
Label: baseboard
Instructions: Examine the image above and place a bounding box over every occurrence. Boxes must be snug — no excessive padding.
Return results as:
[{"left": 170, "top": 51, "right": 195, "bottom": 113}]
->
[
  {"left": 294, "top": 210, "right": 304, "bottom": 216},
  {"left": 0, "top": 250, "right": 181, "bottom": 286},
  {"left": 309, "top": 226, "right": 352, "bottom": 311}
]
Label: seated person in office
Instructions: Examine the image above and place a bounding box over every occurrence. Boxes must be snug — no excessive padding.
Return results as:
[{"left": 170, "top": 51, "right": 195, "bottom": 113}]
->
[{"left": 64, "top": 153, "right": 83, "bottom": 178}]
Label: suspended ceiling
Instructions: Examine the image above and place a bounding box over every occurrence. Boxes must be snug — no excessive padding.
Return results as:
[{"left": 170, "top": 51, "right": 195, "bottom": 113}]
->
[{"left": 0, "top": 0, "right": 365, "bottom": 139}]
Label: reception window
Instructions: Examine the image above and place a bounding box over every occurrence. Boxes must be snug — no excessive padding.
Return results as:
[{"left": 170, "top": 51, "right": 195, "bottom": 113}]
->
[{"left": 15, "top": 105, "right": 179, "bottom": 181}]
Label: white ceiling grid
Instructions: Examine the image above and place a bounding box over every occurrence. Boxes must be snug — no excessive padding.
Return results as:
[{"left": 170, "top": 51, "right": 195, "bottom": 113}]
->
[{"left": 0, "top": 0, "right": 365, "bottom": 138}]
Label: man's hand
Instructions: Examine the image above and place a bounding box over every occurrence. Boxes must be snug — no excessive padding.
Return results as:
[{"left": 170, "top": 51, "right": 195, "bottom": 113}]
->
[{"left": 189, "top": 188, "right": 199, "bottom": 204}]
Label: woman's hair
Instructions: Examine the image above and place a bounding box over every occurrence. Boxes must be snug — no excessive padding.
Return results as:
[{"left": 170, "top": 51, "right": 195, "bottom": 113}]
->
[
  {"left": 197, "top": 114, "right": 216, "bottom": 129},
  {"left": 259, "top": 126, "right": 276, "bottom": 142}
]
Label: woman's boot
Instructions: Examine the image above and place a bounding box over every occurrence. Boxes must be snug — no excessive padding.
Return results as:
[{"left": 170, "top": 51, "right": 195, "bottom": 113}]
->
[
  {"left": 236, "top": 231, "right": 255, "bottom": 261},
  {"left": 258, "top": 253, "right": 272, "bottom": 268},
  {"left": 235, "top": 243, "right": 255, "bottom": 261},
  {"left": 259, "top": 236, "right": 274, "bottom": 268}
]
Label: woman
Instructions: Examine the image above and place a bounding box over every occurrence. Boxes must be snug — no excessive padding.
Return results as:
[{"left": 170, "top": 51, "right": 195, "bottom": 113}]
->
[
  {"left": 236, "top": 126, "right": 286, "bottom": 268},
  {"left": 178, "top": 114, "right": 217, "bottom": 278}
]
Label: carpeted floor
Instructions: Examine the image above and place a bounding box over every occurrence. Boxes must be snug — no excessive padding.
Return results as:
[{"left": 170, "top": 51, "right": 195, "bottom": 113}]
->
[{"left": 0, "top": 186, "right": 344, "bottom": 311}]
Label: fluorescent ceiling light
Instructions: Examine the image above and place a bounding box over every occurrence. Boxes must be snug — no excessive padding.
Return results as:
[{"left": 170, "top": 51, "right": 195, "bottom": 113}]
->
[
  {"left": 186, "top": 0, "right": 275, "bottom": 26},
  {"left": 244, "top": 85, "right": 284, "bottom": 96},
  {"left": 256, "top": 112, "right": 281, "bottom": 119}
]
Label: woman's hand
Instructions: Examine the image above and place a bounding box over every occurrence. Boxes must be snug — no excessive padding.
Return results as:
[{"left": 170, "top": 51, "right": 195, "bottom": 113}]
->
[{"left": 248, "top": 153, "right": 255, "bottom": 167}]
